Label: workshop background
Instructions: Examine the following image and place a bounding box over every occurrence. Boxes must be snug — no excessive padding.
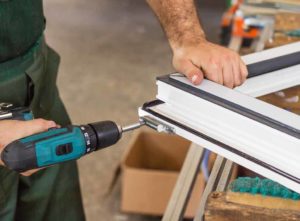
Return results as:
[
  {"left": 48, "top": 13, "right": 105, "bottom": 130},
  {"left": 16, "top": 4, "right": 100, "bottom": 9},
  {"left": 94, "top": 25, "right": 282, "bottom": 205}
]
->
[
  {"left": 43, "top": 0, "right": 300, "bottom": 220},
  {"left": 44, "top": 0, "right": 225, "bottom": 220}
]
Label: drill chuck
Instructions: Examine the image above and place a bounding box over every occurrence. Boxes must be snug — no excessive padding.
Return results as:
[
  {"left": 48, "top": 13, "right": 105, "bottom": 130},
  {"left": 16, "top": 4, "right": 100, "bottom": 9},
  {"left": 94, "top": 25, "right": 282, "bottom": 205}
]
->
[{"left": 88, "top": 121, "right": 121, "bottom": 151}]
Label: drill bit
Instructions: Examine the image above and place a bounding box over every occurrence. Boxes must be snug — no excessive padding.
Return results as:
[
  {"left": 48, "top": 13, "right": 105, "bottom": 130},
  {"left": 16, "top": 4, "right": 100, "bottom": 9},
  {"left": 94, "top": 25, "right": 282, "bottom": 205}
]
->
[{"left": 122, "top": 119, "right": 145, "bottom": 133}]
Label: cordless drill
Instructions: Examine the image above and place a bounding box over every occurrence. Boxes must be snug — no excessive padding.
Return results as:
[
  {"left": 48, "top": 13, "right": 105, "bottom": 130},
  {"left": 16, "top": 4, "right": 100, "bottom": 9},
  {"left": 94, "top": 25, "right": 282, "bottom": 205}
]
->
[{"left": 1, "top": 120, "right": 144, "bottom": 172}]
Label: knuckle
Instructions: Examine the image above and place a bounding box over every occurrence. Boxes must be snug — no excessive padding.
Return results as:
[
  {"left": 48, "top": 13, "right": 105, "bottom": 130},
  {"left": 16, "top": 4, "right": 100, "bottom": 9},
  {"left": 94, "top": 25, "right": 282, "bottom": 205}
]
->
[
  {"left": 213, "top": 62, "right": 221, "bottom": 70},
  {"left": 172, "top": 56, "right": 185, "bottom": 68},
  {"left": 209, "top": 57, "right": 220, "bottom": 65},
  {"left": 229, "top": 52, "right": 239, "bottom": 62},
  {"left": 224, "top": 54, "right": 231, "bottom": 62},
  {"left": 36, "top": 119, "right": 48, "bottom": 128},
  {"left": 35, "top": 118, "right": 44, "bottom": 124},
  {"left": 208, "top": 73, "right": 219, "bottom": 82},
  {"left": 230, "top": 50, "right": 238, "bottom": 57},
  {"left": 35, "top": 118, "right": 43, "bottom": 122},
  {"left": 208, "top": 56, "right": 214, "bottom": 62}
]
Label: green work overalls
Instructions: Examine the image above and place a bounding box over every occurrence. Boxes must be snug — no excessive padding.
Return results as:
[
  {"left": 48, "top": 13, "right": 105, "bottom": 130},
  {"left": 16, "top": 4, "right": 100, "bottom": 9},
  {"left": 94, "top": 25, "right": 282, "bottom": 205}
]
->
[{"left": 0, "top": 1, "right": 85, "bottom": 220}]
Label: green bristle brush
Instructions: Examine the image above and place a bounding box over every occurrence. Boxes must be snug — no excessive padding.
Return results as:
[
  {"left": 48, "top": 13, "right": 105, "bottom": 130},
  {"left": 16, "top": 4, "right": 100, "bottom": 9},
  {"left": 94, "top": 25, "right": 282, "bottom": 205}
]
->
[{"left": 229, "top": 177, "right": 300, "bottom": 200}]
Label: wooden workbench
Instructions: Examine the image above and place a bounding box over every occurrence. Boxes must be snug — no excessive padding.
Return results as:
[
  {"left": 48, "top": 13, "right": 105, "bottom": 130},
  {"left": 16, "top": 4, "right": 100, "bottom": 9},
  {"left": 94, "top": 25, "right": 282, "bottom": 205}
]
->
[{"left": 205, "top": 192, "right": 300, "bottom": 221}]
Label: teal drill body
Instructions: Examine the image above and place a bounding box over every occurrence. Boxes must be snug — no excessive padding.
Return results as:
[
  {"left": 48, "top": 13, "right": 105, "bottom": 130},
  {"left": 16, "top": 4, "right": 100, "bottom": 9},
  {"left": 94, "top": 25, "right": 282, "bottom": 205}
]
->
[
  {"left": 1, "top": 121, "right": 122, "bottom": 172},
  {"left": 22, "top": 127, "right": 86, "bottom": 168}
]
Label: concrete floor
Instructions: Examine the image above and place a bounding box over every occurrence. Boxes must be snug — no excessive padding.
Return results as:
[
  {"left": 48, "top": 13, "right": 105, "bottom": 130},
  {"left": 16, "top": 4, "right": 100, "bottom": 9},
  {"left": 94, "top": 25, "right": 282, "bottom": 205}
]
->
[{"left": 44, "top": 1, "right": 225, "bottom": 220}]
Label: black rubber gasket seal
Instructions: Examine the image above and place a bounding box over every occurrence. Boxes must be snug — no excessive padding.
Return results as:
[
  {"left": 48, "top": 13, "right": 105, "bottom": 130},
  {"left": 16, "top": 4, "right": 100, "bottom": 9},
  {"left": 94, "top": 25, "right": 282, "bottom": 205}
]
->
[
  {"left": 247, "top": 51, "right": 300, "bottom": 78},
  {"left": 142, "top": 100, "right": 300, "bottom": 184},
  {"left": 157, "top": 75, "right": 300, "bottom": 140}
]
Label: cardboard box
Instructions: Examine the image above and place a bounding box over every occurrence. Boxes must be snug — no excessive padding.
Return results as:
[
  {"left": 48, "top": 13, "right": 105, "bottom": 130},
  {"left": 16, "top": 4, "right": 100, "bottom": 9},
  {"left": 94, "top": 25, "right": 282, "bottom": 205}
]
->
[{"left": 121, "top": 130, "right": 206, "bottom": 218}]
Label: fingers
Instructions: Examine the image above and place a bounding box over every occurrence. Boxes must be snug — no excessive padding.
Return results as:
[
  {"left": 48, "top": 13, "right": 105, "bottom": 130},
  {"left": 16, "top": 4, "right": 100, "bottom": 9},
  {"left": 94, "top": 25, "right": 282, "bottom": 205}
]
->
[
  {"left": 222, "top": 61, "right": 234, "bottom": 88},
  {"left": 232, "top": 58, "right": 242, "bottom": 87},
  {"left": 200, "top": 57, "right": 235, "bottom": 88},
  {"left": 220, "top": 53, "right": 246, "bottom": 88},
  {"left": 173, "top": 58, "right": 204, "bottom": 85},
  {"left": 172, "top": 42, "right": 248, "bottom": 88},
  {"left": 14, "top": 119, "right": 57, "bottom": 140},
  {"left": 0, "top": 119, "right": 57, "bottom": 148},
  {"left": 0, "top": 118, "right": 58, "bottom": 170},
  {"left": 207, "top": 54, "right": 245, "bottom": 89},
  {"left": 202, "top": 61, "right": 223, "bottom": 85},
  {"left": 21, "top": 168, "right": 40, "bottom": 177},
  {"left": 186, "top": 50, "right": 246, "bottom": 88},
  {"left": 240, "top": 59, "right": 249, "bottom": 82}
]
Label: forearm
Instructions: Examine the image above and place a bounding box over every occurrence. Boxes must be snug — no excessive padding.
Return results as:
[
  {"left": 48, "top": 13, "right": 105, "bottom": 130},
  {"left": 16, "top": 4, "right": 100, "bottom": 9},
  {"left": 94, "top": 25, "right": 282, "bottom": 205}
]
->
[
  {"left": 146, "top": 0, "right": 248, "bottom": 87},
  {"left": 146, "top": 0, "right": 206, "bottom": 51}
]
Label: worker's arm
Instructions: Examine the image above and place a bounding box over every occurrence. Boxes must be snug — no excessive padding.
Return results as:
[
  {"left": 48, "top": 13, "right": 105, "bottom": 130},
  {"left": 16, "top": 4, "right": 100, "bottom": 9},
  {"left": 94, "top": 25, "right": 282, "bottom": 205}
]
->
[
  {"left": 146, "top": 0, "right": 248, "bottom": 88},
  {"left": 0, "top": 119, "right": 57, "bottom": 176}
]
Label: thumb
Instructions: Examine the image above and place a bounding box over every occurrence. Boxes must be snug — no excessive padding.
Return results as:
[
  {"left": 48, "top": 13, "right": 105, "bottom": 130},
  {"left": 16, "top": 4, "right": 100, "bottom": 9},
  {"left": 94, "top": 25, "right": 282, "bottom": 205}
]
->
[
  {"left": 175, "top": 59, "right": 204, "bottom": 85},
  {"left": 14, "top": 119, "right": 57, "bottom": 140}
]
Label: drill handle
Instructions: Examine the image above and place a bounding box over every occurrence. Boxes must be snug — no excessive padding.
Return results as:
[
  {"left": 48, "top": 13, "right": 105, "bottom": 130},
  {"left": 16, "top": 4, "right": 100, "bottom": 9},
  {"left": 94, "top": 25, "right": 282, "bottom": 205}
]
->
[{"left": 1, "top": 126, "right": 86, "bottom": 172}]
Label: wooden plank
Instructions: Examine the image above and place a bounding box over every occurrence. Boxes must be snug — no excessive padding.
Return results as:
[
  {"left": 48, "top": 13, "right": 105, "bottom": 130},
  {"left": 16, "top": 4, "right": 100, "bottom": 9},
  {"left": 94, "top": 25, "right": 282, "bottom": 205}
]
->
[
  {"left": 265, "top": 34, "right": 300, "bottom": 48},
  {"left": 205, "top": 192, "right": 300, "bottom": 221},
  {"left": 247, "top": 0, "right": 300, "bottom": 6},
  {"left": 240, "top": 4, "right": 277, "bottom": 15},
  {"left": 275, "top": 13, "right": 300, "bottom": 31},
  {"left": 226, "top": 191, "right": 300, "bottom": 211},
  {"left": 264, "top": 0, "right": 300, "bottom": 6},
  {"left": 241, "top": 2, "right": 300, "bottom": 15}
]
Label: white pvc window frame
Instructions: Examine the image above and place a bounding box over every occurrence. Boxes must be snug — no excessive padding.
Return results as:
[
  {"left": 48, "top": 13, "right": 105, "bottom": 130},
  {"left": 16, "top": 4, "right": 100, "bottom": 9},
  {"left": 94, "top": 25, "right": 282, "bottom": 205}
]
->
[{"left": 139, "top": 43, "right": 300, "bottom": 193}]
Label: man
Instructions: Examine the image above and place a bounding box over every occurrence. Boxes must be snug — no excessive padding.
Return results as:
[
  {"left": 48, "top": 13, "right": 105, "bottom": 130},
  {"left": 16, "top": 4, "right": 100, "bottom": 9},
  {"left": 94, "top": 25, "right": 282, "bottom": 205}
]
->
[{"left": 0, "top": 0, "right": 248, "bottom": 220}]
